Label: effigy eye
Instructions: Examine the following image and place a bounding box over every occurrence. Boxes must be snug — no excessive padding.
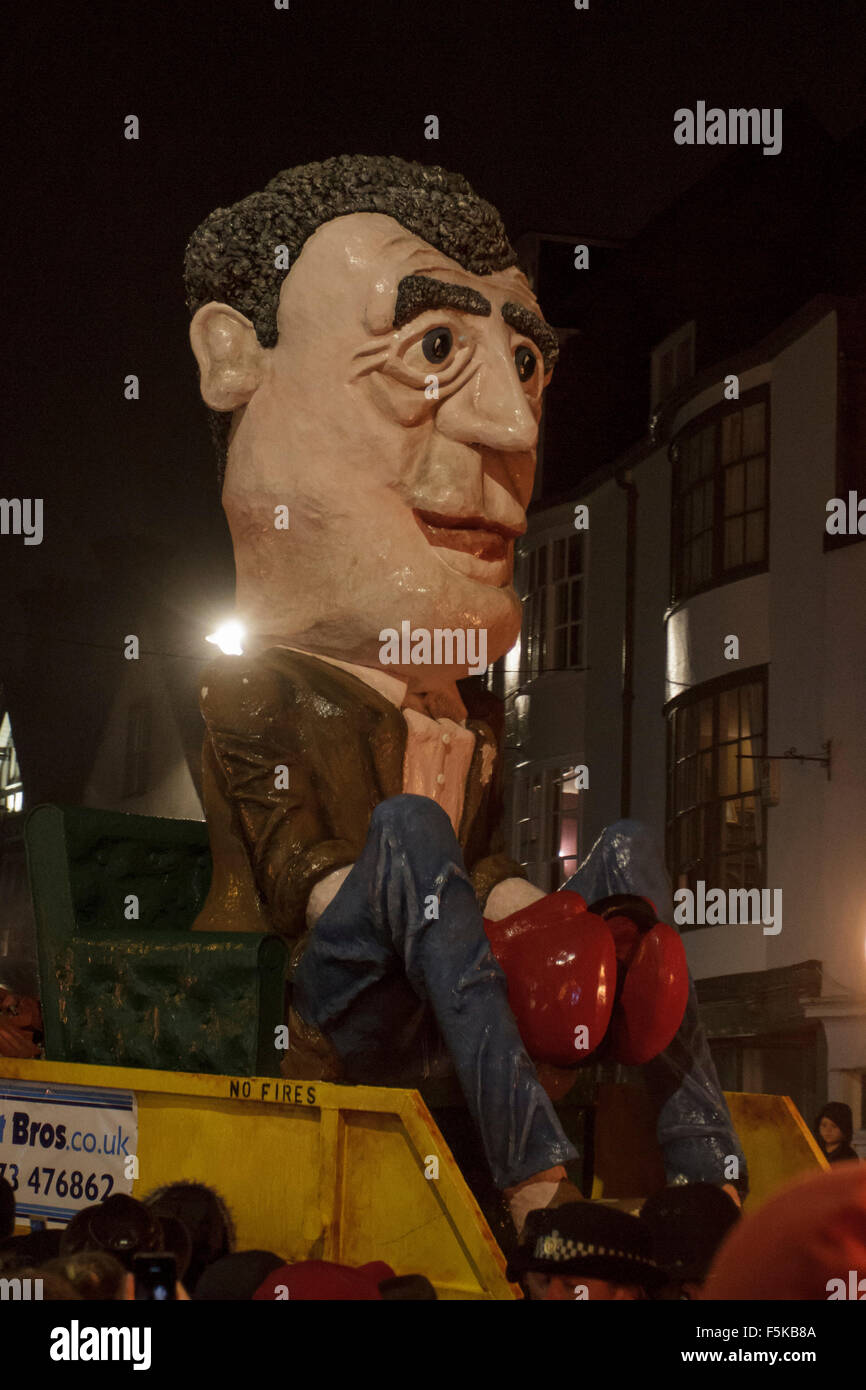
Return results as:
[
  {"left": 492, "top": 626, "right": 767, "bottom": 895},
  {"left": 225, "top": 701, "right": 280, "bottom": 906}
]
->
[{"left": 421, "top": 327, "right": 453, "bottom": 363}]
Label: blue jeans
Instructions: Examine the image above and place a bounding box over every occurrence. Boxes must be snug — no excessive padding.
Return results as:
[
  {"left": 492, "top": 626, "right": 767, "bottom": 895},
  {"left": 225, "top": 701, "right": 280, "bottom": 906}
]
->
[
  {"left": 294, "top": 796, "right": 577, "bottom": 1188},
  {"left": 561, "top": 819, "right": 748, "bottom": 1195},
  {"left": 293, "top": 796, "right": 747, "bottom": 1193}
]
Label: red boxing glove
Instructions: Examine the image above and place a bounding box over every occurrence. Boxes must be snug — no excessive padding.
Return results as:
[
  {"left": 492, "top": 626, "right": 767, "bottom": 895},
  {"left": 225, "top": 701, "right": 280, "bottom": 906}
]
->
[
  {"left": 484, "top": 892, "right": 616, "bottom": 1067},
  {"left": 590, "top": 898, "right": 690, "bottom": 1066}
]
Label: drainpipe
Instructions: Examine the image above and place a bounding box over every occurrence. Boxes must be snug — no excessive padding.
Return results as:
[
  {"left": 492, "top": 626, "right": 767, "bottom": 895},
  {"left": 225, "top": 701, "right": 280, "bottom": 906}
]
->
[{"left": 616, "top": 467, "right": 638, "bottom": 819}]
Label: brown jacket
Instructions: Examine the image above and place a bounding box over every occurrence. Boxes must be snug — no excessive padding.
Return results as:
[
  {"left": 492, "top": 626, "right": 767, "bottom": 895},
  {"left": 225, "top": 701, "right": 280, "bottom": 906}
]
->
[{"left": 193, "top": 647, "right": 524, "bottom": 946}]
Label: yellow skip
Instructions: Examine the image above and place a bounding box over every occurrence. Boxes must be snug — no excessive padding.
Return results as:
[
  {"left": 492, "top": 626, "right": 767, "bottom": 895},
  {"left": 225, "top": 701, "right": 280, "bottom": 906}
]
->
[{"left": 0, "top": 1058, "right": 520, "bottom": 1300}]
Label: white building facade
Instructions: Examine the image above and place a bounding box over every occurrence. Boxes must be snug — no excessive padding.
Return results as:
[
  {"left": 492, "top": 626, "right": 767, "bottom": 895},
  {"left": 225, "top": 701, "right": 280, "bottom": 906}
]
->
[{"left": 495, "top": 294, "right": 866, "bottom": 1143}]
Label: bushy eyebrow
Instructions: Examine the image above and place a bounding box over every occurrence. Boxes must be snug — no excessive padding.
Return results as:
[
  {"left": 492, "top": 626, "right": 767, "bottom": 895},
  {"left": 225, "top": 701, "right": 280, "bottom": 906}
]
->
[
  {"left": 393, "top": 274, "right": 491, "bottom": 327},
  {"left": 392, "top": 274, "right": 559, "bottom": 373},
  {"left": 502, "top": 302, "right": 559, "bottom": 372}
]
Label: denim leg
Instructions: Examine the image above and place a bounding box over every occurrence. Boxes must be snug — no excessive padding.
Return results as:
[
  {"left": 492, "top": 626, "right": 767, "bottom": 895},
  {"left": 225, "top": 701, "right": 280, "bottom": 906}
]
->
[
  {"left": 561, "top": 818, "right": 676, "bottom": 923},
  {"left": 562, "top": 819, "right": 749, "bottom": 1192},
  {"left": 293, "top": 794, "right": 578, "bottom": 1189}
]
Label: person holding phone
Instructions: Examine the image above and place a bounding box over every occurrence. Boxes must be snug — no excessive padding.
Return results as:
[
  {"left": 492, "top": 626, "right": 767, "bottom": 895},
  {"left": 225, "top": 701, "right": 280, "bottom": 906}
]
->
[{"left": 131, "top": 1254, "right": 190, "bottom": 1301}]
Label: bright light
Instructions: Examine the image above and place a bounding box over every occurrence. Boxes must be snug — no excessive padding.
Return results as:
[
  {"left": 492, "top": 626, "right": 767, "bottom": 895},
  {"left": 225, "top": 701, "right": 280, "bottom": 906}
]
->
[
  {"left": 505, "top": 635, "right": 522, "bottom": 675},
  {"left": 206, "top": 620, "right": 246, "bottom": 656}
]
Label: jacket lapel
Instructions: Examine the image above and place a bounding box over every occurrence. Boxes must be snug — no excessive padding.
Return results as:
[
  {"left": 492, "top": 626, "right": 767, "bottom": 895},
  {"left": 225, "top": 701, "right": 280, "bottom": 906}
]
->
[
  {"left": 369, "top": 714, "right": 406, "bottom": 801},
  {"left": 265, "top": 646, "right": 407, "bottom": 802}
]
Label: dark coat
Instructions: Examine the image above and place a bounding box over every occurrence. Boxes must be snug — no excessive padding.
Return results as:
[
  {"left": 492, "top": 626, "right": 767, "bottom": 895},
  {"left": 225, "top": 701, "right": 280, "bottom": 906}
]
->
[
  {"left": 826, "top": 1143, "right": 860, "bottom": 1164},
  {"left": 193, "top": 647, "right": 524, "bottom": 943}
]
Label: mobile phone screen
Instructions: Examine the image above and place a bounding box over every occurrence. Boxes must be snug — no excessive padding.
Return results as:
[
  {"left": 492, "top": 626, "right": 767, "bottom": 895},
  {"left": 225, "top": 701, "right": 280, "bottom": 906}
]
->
[{"left": 133, "top": 1253, "right": 177, "bottom": 1301}]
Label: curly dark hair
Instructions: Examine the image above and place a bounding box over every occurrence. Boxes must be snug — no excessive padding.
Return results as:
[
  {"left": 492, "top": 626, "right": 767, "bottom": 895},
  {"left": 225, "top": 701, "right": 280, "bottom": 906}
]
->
[
  {"left": 183, "top": 154, "right": 518, "bottom": 487},
  {"left": 143, "top": 1179, "right": 236, "bottom": 1295}
]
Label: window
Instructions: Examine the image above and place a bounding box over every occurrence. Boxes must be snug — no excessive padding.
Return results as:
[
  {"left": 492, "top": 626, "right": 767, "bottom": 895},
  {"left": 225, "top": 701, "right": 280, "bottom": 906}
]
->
[
  {"left": 122, "top": 699, "right": 152, "bottom": 799},
  {"left": 710, "top": 1027, "right": 821, "bottom": 1126},
  {"left": 671, "top": 389, "right": 769, "bottom": 603},
  {"left": 514, "top": 762, "right": 582, "bottom": 890},
  {"left": 827, "top": 348, "right": 866, "bottom": 552},
  {"left": 666, "top": 671, "right": 767, "bottom": 913},
  {"left": 651, "top": 322, "right": 695, "bottom": 411},
  {"left": 519, "top": 531, "right": 586, "bottom": 678},
  {"left": 0, "top": 710, "right": 23, "bottom": 814}
]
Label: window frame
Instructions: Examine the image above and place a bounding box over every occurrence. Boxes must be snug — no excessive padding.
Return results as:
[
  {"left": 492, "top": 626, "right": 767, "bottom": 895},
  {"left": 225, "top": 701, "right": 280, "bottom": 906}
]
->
[
  {"left": 512, "top": 759, "right": 584, "bottom": 892},
  {"left": 825, "top": 347, "right": 866, "bottom": 554},
  {"left": 665, "top": 665, "right": 769, "bottom": 924},
  {"left": 669, "top": 385, "right": 771, "bottom": 606},
  {"left": 516, "top": 528, "right": 587, "bottom": 679},
  {"left": 651, "top": 320, "right": 696, "bottom": 412},
  {"left": 0, "top": 710, "right": 23, "bottom": 814}
]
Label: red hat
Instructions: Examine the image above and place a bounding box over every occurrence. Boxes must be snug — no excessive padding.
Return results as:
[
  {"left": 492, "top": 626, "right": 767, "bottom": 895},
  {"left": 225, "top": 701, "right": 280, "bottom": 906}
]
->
[
  {"left": 253, "top": 1259, "right": 396, "bottom": 1301},
  {"left": 702, "top": 1162, "right": 866, "bottom": 1300}
]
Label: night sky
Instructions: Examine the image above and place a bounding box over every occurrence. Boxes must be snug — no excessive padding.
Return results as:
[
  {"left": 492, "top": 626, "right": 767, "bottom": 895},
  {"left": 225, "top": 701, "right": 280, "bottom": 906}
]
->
[{"left": 3, "top": 0, "right": 866, "bottom": 684}]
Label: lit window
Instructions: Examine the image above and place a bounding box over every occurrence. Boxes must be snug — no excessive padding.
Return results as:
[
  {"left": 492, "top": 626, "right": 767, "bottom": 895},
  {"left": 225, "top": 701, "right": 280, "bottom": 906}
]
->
[
  {"left": 514, "top": 762, "right": 583, "bottom": 891},
  {"left": 0, "top": 710, "right": 23, "bottom": 814},
  {"left": 671, "top": 388, "right": 769, "bottom": 602},
  {"left": 666, "top": 671, "right": 767, "bottom": 918},
  {"left": 518, "top": 532, "right": 586, "bottom": 678}
]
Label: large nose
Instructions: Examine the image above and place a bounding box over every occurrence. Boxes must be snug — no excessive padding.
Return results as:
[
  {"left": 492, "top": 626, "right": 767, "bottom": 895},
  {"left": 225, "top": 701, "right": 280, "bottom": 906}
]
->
[{"left": 435, "top": 341, "right": 539, "bottom": 452}]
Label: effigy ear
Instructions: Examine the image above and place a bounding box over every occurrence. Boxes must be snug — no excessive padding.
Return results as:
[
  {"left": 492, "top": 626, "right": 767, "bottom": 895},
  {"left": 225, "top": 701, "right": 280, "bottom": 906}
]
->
[{"left": 189, "top": 302, "right": 264, "bottom": 411}]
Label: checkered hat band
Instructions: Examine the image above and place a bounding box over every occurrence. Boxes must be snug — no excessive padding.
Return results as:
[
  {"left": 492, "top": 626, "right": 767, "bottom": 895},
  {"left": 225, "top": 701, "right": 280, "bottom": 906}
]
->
[{"left": 533, "top": 1230, "right": 658, "bottom": 1269}]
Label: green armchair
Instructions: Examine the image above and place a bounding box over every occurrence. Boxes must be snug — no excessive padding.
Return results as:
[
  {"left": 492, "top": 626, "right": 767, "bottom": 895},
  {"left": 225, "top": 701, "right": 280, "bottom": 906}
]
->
[{"left": 23, "top": 804, "right": 287, "bottom": 1077}]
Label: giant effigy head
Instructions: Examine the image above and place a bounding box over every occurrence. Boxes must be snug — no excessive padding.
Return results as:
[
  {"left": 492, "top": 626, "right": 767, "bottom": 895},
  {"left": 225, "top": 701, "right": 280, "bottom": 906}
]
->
[{"left": 184, "top": 155, "right": 558, "bottom": 683}]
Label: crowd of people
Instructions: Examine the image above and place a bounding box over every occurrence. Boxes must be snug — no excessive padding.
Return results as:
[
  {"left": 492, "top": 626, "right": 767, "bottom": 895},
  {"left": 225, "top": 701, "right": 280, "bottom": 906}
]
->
[
  {"left": 0, "top": 1177, "right": 426, "bottom": 1301},
  {"left": 0, "top": 1104, "right": 861, "bottom": 1301}
]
